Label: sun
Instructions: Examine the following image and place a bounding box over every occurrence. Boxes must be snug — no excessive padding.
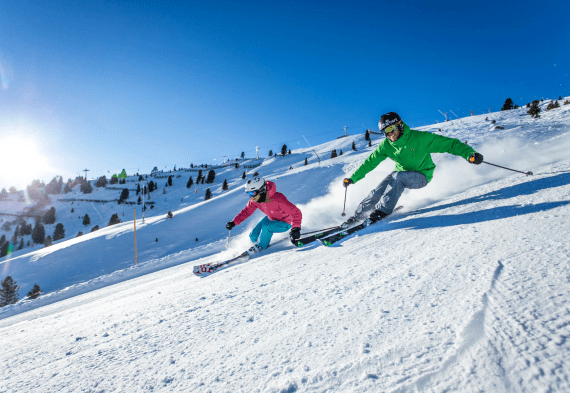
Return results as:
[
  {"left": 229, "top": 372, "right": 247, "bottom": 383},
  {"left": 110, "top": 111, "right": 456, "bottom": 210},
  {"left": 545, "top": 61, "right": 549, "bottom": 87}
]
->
[{"left": 0, "top": 134, "right": 53, "bottom": 190}]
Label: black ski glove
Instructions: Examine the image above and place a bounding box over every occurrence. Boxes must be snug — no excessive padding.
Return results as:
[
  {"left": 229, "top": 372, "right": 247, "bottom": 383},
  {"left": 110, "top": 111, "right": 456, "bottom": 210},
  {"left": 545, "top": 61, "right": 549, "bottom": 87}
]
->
[
  {"left": 343, "top": 178, "right": 353, "bottom": 187},
  {"left": 290, "top": 227, "right": 301, "bottom": 241},
  {"left": 226, "top": 221, "right": 235, "bottom": 230},
  {"left": 468, "top": 153, "right": 483, "bottom": 165}
]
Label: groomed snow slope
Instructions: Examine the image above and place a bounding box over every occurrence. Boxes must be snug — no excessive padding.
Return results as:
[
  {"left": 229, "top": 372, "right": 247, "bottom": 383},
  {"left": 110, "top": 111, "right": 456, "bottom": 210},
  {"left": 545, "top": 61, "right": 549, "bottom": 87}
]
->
[{"left": 1, "top": 100, "right": 570, "bottom": 392}]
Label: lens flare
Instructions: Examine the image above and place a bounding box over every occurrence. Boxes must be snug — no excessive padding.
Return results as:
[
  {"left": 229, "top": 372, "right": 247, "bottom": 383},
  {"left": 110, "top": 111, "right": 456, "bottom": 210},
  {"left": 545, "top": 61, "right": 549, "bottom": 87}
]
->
[{"left": 0, "top": 54, "right": 13, "bottom": 90}]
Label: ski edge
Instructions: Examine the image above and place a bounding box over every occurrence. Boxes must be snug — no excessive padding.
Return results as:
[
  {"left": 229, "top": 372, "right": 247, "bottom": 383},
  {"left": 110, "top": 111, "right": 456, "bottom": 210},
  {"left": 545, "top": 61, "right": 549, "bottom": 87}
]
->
[{"left": 318, "top": 206, "right": 404, "bottom": 247}]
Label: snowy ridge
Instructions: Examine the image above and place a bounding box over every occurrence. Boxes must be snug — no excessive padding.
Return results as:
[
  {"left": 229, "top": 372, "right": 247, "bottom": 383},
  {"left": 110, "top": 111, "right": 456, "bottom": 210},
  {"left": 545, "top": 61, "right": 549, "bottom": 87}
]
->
[{"left": 1, "top": 100, "right": 570, "bottom": 391}]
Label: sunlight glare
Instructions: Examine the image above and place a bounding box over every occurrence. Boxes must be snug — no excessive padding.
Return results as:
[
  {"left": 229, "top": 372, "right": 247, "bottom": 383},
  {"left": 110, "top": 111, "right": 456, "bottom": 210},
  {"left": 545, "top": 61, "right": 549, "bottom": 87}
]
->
[{"left": 0, "top": 134, "right": 53, "bottom": 190}]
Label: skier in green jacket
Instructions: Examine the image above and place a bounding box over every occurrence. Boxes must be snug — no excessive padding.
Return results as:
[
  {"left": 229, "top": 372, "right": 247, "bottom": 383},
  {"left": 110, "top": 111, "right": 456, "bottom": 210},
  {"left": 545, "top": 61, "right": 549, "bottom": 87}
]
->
[{"left": 342, "top": 112, "right": 483, "bottom": 227}]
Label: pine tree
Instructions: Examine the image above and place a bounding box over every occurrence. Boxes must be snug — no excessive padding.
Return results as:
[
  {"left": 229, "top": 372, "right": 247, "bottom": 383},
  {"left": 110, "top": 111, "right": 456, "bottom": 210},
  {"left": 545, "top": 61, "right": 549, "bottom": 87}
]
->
[
  {"left": 32, "top": 221, "right": 45, "bottom": 244},
  {"left": 137, "top": 196, "right": 142, "bottom": 205},
  {"left": 46, "top": 176, "right": 63, "bottom": 194},
  {"left": 528, "top": 100, "right": 541, "bottom": 118},
  {"left": 53, "top": 223, "right": 65, "bottom": 241},
  {"left": 43, "top": 207, "right": 56, "bottom": 225},
  {"left": 288, "top": 149, "right": 292, "bottom": 155},
  {"left": 330, "top": 149, "right": 337, "bottom": 159},
  {"left": 149, "top": 181, "right": 155, "bottom": 193},
  {"left": 0, "top": 242, "right": 8, "bottom": 258},
  {"left": 241, "top": 152, "right": 245, "bottom": 159},
  {"left": 339, "top": 149, "right": 343, "bottom": 156},
  {"left": 119, "top": 188, "right": 129, "bottom": 204},
  {"left": 242, "top": 171, "right": 246, "bottom": 179},
  {"left": 222, "top": 179, "right": 228, "bottom": 190},
  {"left": 91, "top": 225, "right": 100, "bottom": 233},
  {"left": 27, "top": 284, "right": 43, "bottom": 299},
  {"left": 0, "top": 188, "right": 8, "bottom": 200},
  {"left": 206, "top": 169, "right": 216, "bottom": 184},
  {"left": 352, "top": 141, "right": 356, "bottom": 151},
  {"left": 268, "top": 150, "right": 273, "bottom": 156},
  {"left": 76, "top": 231, "right": 83, "bottom": 237},
  {"left": 281, "top": 144, "right": 288, "bottom": 156},
  {"left": 136, "top": 183, "right": 141, "bottom": 195},
  {"left": 501, "top": 98, "right": 514, "bottom": 111},
  {"left": 44, "top": 236, "right": 52, "bottom": 247},
  {"left": 0, "top": 234, "right": 5, "bottom": 247},
  {"left": 108, "top": 213, "right": 121, "bottom": 226},
  {"left": 205, "top": 188, "right": 212, "bottom": 200},
  {"left": 81, "top": 181, "right": 93, "bottom": 194},
  {"left": 0, "top": 276, "right": 19, "bottom": 306},
  {"left": 168, "top": 175, "right": 173, "bottom": 186},
  {"left": 71, "top": 208, "right": 74, "bottom": 213},
  {"left": 167, "top": 211, "right": 173, "bottom": 219},
  {"left": 13, "top": 225, "right": 19, "bottom": 243},
  {"left": 304, "top": 158, "right": 308, "bottom": 166},
  {"left": 186, "top": 176, "right": 194, "bottom": 188},
  {"left": 365, "top": 130, "right": 370, "bottom": 141},
  {"left": 17, "top": 238, "right": 24, "bottom": 250},
  {"left": 63, "top": 182, "right": 72, "bottom": 194},
  {"left": 82, "top": 214, "right": 91, "bottom": 226},
  {"left": 95, "top": 176, "right": 108, "bottom": 188},
  {"left": 368, "top": 140, "right": 372, "bottom": 147}
]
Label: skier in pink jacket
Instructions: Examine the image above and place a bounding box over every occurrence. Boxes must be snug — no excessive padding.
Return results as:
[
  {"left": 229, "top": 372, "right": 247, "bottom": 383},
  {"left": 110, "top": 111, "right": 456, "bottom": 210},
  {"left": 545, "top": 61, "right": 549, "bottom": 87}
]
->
[{"left": 226, "top": 177, "right": 302, "bottom": 255}]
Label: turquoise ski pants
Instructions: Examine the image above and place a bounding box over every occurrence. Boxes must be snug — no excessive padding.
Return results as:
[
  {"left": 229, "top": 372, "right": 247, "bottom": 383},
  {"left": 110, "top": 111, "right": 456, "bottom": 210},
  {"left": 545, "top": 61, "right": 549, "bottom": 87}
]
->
[{"left": 249, "top": 217, "right": 291, "bottom": 249}]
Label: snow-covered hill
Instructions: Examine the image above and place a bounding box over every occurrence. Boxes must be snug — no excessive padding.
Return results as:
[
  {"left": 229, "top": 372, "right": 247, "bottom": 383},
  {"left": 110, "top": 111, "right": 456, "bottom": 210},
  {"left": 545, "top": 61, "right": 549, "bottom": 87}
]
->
[{"left": 1, "top": 99, "right": 570, "bottom": 392}]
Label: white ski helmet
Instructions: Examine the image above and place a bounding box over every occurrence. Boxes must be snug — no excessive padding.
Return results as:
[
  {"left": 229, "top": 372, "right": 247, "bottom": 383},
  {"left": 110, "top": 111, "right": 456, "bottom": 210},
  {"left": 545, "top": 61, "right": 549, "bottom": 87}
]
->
[{"left": 245, "top": 177, "right": 266, "bottom": 196}]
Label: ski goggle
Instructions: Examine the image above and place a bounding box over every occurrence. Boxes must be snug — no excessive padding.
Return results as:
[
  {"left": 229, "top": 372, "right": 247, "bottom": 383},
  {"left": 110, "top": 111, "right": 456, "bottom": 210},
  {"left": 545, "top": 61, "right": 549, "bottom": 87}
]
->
[
  {"left": 383, "top": 123, "right": 400, "bottom": 135},
  {"left": 246, "top": 191, "right": 258, "bottom": 197}
]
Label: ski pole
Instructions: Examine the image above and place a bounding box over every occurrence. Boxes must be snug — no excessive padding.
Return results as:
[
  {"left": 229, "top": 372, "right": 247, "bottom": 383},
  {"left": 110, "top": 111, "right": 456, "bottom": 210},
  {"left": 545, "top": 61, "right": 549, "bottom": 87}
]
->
[
  {"left": 342, "top": 186, "right": 348, "bottom": 216},
  {"left": 226, "top": 230, "right": 231, "bottom": 248},
  {"left": 482, "top": 161, "right": 533, "bottom": 176}
]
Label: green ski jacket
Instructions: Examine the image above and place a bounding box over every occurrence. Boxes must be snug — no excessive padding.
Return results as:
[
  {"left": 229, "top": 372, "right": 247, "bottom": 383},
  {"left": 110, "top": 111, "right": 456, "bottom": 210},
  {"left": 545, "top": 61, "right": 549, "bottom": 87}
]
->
[{"left": 350, "top": 123, "right": 477, "bottom": 183}]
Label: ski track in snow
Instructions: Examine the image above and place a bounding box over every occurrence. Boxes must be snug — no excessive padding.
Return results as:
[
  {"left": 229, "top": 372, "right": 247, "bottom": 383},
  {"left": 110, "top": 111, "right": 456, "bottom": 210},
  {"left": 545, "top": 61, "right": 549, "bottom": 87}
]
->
[{"left": 1, "top": 102, "right": 570, "bottom": 392}]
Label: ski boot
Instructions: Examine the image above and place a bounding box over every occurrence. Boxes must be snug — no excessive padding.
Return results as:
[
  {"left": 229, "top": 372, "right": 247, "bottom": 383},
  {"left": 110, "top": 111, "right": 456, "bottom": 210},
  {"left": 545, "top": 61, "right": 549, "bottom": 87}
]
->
[
  {"left": 340, "top": 216, "right": 358, "bottom": 229},
  {"left": 246, "top": 244, "right": 263, "bottom": 257},
  {"left": 368, "top": 209, "right": 388, "bottom": 223}
]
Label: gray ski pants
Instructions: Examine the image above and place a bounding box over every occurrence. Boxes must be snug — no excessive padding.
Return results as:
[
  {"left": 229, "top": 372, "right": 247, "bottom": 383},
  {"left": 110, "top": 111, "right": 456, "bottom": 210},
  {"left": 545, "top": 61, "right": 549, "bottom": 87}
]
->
[{"left": 353, "top": 171, "right": 428, "bottom": 220}]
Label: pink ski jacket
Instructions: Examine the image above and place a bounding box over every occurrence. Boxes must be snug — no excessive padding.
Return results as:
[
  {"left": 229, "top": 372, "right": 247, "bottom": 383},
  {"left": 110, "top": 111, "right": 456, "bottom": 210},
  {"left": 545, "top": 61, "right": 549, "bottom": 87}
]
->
[{"left": 233, "top": 181, "right": 302, "bottom": 228}]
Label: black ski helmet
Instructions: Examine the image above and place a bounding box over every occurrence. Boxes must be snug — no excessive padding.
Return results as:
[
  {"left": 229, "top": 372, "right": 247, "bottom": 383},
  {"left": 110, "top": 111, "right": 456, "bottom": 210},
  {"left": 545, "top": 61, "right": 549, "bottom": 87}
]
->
[{"left": 378, "top": 112, "right": 403, "bottom": 132}]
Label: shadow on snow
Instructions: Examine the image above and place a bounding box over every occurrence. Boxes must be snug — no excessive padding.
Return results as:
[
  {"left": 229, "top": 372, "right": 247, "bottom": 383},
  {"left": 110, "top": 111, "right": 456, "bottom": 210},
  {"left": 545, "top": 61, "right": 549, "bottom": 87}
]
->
[{"left": 387, "top": 171, "right": 570, "bottom": 231}]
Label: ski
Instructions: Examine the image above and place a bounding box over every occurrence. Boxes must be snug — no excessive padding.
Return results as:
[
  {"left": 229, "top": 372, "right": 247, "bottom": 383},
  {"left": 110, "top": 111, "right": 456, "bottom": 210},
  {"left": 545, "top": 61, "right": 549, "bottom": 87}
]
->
[
  {"left": 193, "top": 251, "right": 249, "bottom": 276},
  {"left": 319, "top": 206, "right": 404, "bottom": 247},
  {"left": 193, "top": 237, "right": 290, "bottom": 277},
  {"left": 294, "top": 226, "right": 342, "bottom": 247}
]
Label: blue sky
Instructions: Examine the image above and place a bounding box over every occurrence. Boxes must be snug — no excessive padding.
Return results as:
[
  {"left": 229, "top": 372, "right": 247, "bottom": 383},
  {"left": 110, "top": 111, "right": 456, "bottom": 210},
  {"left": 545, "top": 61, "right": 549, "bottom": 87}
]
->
[{"left": 0, "top": 0, "right": 568, "bottom": 189}]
